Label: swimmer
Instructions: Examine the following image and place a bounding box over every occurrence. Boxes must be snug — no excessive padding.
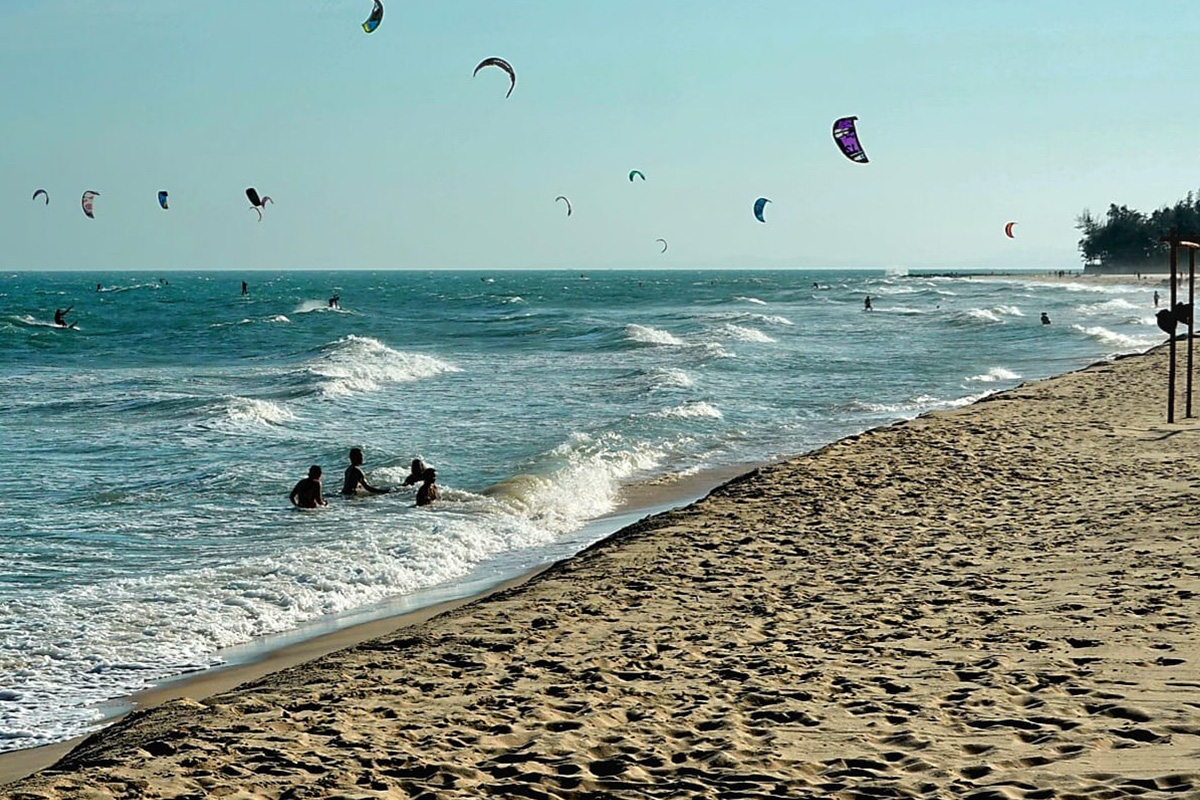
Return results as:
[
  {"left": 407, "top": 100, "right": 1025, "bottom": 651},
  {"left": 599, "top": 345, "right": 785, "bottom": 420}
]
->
[
  {"left": 416, "top": 468, "right": 440, "bottom": 507},
  {"left": 341, "top": 448, "right": 390, "bottom": 496},
  {"left": 289, "top": 465, "right": 328, "bottom": 509},
  {"left": 402, "top": 458, "right": 427, "bottom": 487}
]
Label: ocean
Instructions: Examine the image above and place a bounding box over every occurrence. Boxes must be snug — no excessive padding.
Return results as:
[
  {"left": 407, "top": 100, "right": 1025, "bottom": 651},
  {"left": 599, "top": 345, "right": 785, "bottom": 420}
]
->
[{"left": 0, "top": 269, "right": 1165, "bottom": 752}]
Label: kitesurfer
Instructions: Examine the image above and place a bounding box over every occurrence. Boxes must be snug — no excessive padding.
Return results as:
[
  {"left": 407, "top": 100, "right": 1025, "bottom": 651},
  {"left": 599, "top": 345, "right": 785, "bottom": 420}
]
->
[
  {"left": 242, "top": 281, "right": 248, "bottom": 296},
  {"left": 96, "top": 284, "right": 102, "bottom": 292},
  {"left": 416, "top": 468, "right": 440, "bottom": 507},
  {"left": 864, "top": 296, "right": 873, "bottom": 312},
  {"left": 1041, "top": 312, "right": 1051, "bottom": 325},
  {"left": 402, "top": 459, "right": 427, "bottom": 487},
  {"left": 329, "top": 294, "right": 340, "bottom": 309},
  {"left": 290, "top": 465, "right": 328, "bottom": 509},
  {"left": 54, "top": 306, "right": 73, "bottom": 327},
  {"left": 342, "top": 448, "right": 390, "bottom": 496}
]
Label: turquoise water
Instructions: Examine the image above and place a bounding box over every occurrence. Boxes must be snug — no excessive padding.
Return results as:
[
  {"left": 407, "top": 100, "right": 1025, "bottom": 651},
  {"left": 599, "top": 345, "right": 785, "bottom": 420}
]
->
[{"left": 0, "top": 269, "right": 1163, "bottom": 751}]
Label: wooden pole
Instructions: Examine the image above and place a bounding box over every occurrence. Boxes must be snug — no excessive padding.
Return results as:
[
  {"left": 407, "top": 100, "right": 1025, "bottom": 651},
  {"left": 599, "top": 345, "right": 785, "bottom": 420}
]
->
[
  {"left": 1169, "top": 239, "right": 1178, "bottom": 424},
  {"left": 1189, "top": 247, "right": 1196, "bottom": 418}
]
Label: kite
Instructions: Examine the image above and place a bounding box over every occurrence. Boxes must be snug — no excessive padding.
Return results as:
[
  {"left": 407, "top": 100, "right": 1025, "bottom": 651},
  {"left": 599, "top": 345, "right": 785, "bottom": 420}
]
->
[
  {"left": 362, "top": 0, "right": 383, "bottom": 33},
  {"left": 246, "top": 188, "right": 273, "bottom": 222},
  {"left": 629, "top": 170, "right": 646, "bottom": 182},
  {"left": 555, "top": 196, "right": 572, "bottom": 217},
  {"left": 754, "top": 197, "right": 771, "bottom": 223},
  {"left": 81, "top": 191, "right": 100, "bottom": 219},
  {"left": 158, "top": 191, "right": 169, "bottom": 210},
  {"left": 32, "top": 189, "right": 49, "bottom": 205},
  {"left": 473, "top": 57, "right": 516, "bottom": 98},
  {"left": 1005, "top": 221, "right": 1017, "bottom": 239},
  {"left": 832, "top": 116, "right": 869, "bottom": 164},
  {"left": 656, "top": 238, "right": 668, "bottom": 254}
]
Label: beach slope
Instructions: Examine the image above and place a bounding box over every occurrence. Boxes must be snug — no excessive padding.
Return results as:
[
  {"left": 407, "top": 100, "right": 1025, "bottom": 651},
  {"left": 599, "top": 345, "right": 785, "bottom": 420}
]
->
[{"left": 7, "top": 347, "right": 1200, "bottom": 799}]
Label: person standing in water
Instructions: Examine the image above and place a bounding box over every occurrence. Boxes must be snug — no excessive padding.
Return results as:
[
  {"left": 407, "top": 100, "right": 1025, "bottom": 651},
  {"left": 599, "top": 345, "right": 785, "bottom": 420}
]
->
[
  {"left": 341, "top": 448, "right": 390, "bottom": 496},
  {"left": 289, "top": 465, "right": 328, "bottom": 509},
  {"left": 864, "top": 296, "right": 873, "bottom": 311},
  {"left": 416, "top": 468, "right": 440, "bottom": 507},
  {"left": 402, "top": 458, "right": 427, "bottom": 487}
]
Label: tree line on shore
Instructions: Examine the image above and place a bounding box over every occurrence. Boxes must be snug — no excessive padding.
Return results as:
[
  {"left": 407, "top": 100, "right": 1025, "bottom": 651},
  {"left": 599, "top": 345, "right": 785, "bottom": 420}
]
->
[{"left": 1077, "top": 189, "right": 1200, "bottom": 267}]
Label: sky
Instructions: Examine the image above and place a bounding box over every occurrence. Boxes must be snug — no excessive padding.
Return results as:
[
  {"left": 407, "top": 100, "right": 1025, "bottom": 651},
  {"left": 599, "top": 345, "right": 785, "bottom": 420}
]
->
[{"left": 3, "top": 0, "right": 1199, "bottom": 271}]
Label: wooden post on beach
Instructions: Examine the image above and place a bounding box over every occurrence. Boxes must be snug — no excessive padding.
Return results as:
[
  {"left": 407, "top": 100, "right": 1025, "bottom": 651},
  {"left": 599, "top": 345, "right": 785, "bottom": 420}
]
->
[
  {"left": 1166, "top": 233, "right": 1179, "bottom": 423},
  {"left": 1189, "top": 247, "right": 1197, "bottom": 418}
]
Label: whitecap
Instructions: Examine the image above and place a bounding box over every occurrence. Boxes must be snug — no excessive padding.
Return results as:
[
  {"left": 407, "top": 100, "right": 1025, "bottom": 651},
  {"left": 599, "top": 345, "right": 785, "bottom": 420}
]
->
[
  {"left": 652, "top": 402, "right": 723, "bottom": 420},
  {"left": 625, "top": 324, "right": 685, "bottom": 346},
  {"left": 968, "top": 367, "right": 1021, "bottom": 383},
  {"left": 306, "top": 335, "right": 459, "bottom": 397},
  {"left": 733, "top": 296, "right": 768, "bottom": 305}
]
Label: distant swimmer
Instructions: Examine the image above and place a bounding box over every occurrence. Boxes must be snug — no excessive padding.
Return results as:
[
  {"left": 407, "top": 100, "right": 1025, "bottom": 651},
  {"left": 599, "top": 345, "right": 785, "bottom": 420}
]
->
[
  {"left": 402, "top": 458, "right": 427, "bottom": 487},
  {"left": 342, "top": 448, "right": 390, "bottom": 496},
  {"left": 96, "top": 283, "right": 101, "bottom": 292},
  {"left": 416, "top": 467, "right": 440, "bottom": 507},
  {"left": 1041, "top": 312, "right": 1051, "bottom": 325},
  {"left": 289, "top": 465, "right": 328, "bottom": 509},
  {"left": 328, "top": 294, "right": 340, "bottom": 309},
  {"left": 864, "top": 295, "right": 873, "bottom": 311},
  {"left": 54, "top": 306, "right": 74, "bottom": 327},
  {"left": 242, "top": 281, "right": 248, "bottom": 296}
]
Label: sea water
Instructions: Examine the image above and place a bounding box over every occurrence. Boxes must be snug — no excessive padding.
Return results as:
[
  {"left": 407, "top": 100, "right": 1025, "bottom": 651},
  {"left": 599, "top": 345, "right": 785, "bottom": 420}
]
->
[{"left": 0, "top": 269, "right": 1165, "bottom": 751}]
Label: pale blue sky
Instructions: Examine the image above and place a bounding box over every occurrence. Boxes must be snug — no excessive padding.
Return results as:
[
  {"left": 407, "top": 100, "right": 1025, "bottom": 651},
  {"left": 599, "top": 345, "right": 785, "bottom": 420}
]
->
[{"left": 2, "top": 1, "right": 1197, "bottom": 270}]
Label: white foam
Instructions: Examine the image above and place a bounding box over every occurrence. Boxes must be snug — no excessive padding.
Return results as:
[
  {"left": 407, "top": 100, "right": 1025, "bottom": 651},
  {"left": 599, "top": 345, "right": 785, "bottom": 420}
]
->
[
  {"left": 845, "top": 390, "right": 993, "bottom": 415},
  {"left": 968, "top": 367, "right": 1021, "bottom": 383},
  {"left": 1074, "top": 298, "right": 1142, "bottom": 316},
  {"left": 733, "top": 296, "right": 768, "bottom": 305},
  {"left": 716, "top": 324, "right": 775, "bottom": 343},
  {"left": 306, "top": 336, "right": 459, "bottom": 397},
  {"left": 625, "top": 324, "right": 685, "bottom": 346},
  {"left": 652, "top": 402, "right": 723, "bottom": 420},
  {"left": 224, "top": 397, "right": 295, "bottom": 426},
  {"left": 1070, "top": 325, "right": 1159, "bottom": 350},
  {"left": 650, "top": 368, "right": 694, "bottom": 390}
]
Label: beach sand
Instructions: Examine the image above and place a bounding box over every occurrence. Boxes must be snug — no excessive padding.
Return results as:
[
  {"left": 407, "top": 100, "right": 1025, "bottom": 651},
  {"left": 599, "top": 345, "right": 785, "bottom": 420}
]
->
[{"left": 7, "top": 345, "right": 1200, "bottom": 799}]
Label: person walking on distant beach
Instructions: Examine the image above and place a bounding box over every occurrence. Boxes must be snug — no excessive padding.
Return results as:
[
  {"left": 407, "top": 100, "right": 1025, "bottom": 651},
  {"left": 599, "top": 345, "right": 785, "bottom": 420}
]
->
[
  {"left": 402, "top": 458, "right": 427, "bottom": 487},
  {"left": 290, "top": 465, "right": 328, "bottom": 509},
  {"left": 864, "top": 295, "right": 873, "bottom": 311},
  {"left": 416, "top": 468, "right": 440, "bottom": 507},
  {"left": 1041, "top": 312, "right": 1051, "bottom": 325},
  {"left": 342, "top": 448, "right": 390, "bottom": 496}
]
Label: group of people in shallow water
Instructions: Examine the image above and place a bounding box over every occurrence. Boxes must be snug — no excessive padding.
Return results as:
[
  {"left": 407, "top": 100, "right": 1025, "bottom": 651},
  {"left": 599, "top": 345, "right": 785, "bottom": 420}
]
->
[{"left": 289, "top": 449, "right": 440, "bottom": 510}]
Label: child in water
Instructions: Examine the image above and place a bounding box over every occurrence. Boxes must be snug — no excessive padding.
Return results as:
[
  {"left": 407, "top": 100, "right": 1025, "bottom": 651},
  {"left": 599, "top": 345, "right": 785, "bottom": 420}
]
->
[
  {"left": 416, "top": 468, "right": 440, "bottom": 507},
  {"left": 290, "top": 465, "right": 328, "bottom": 509}
]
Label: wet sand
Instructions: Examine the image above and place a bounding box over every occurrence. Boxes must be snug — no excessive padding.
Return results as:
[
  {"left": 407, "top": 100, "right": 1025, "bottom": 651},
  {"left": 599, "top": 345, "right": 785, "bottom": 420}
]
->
[{"left": 7, "top": 346, "right": 1200, "bottom": 799}]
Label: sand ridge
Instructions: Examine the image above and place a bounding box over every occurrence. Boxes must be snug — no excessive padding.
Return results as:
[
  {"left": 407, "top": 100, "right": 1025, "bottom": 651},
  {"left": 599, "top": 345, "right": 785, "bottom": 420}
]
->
[{"left": 7, "top": 347, "right": 1200, "bottom": 799}]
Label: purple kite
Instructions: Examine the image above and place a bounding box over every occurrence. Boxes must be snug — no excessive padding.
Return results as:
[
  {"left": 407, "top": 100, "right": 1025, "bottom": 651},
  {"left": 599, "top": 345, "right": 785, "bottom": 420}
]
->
[{"left": 832, "top": 116, "right": 869, "bottom": 164}]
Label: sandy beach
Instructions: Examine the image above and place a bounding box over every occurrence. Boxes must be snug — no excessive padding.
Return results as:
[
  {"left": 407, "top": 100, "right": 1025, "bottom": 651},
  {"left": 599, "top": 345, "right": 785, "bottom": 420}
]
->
[{"left": 7, "top": 344, "right": 1200, "bottom": 799}]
